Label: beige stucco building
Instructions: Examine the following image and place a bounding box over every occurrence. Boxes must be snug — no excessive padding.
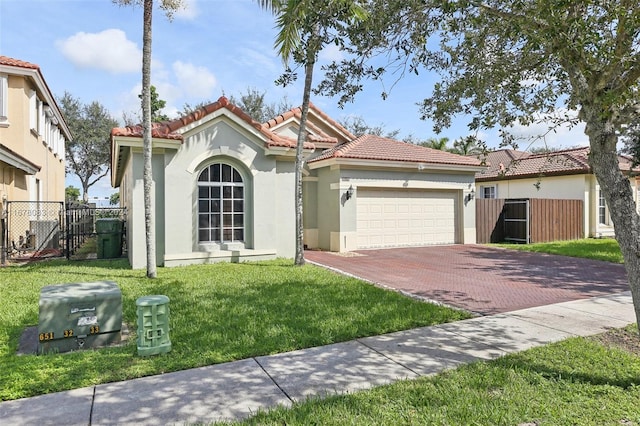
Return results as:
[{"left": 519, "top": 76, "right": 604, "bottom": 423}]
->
[
  {"left": 0, "top": 56, "right": 69, "bottom": 204},
  {"left": 111, "top": 97, "right": 484, "bottom": 268}
]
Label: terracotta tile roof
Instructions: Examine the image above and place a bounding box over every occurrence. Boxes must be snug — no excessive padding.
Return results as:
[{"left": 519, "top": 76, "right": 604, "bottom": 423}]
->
[
  {"left": 0, "top": 55, "right": 40, "bottom": 70},
  {"left": 474, "top": 146, "right": 631, "bottom": 181},
  {"left": 309, "top": 134, "right": 483, "bottom": 166},
  {"left": 264, "top": 102, "right": 356, "bottom": 141},
  {"left": 111, "top": 97, "right": 313, "bottom": 149},
  {"left": 110, "top": 122, "right": 184, "bottom": 141}
]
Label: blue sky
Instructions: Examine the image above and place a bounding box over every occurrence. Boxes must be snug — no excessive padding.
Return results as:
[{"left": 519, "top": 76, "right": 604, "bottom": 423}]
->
[{"left": 0, "top": 0, "right": 588, "bottom": 201}]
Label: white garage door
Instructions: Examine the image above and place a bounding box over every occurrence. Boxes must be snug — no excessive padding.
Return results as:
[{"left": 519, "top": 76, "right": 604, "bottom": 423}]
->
[{"left": 357, "top": 189, "right": 458, "bottom": 249}]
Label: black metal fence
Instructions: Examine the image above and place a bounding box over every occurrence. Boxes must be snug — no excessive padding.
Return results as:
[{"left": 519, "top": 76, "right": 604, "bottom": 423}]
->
[
  {"left": 66, "top": 205, "right": 127, "bottom": 260},
  {"left": 1, "top": 201, "right": 126, "bottom": 263}
]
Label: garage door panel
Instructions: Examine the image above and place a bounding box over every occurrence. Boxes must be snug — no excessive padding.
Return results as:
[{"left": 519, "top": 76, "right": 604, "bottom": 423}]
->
[{"left": 357, "top": 189, "right": 457, "bottom": 249}]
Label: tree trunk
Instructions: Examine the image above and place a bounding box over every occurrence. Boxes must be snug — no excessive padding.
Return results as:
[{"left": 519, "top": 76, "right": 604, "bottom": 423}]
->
[
  {"left": 585, "top": 109, "right": 640, "bottom": 332},
  {"left": 81, "top": 178, "right": 89, "bottom": 203},
  {"left": 292, "top": 51, "right": 316, "bottom": 266},
  {"left": 142, "top": 0, "right": 157, "bottom": 278}
]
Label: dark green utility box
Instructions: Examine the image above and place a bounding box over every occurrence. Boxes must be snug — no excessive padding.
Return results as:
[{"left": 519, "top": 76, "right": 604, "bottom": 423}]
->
[
  {"left": 38, "top": 281, "right": 122, "bottom": 354},
  {"left": 95, "top": 218, "right": 123, "bottom": 259}
]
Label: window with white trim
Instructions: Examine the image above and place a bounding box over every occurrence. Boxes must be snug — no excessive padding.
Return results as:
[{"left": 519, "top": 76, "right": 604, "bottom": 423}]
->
[
  {"left": 0, "top": 74, "right": 8, "bottom": 125},
  {"left": 29, "top": 90, "right": 37, "bottom": 130},
  {"left": 197, "top": 163, "right": 244, "bottom": 243},
  {"left": 598, "top": 188, "right": 608, "bottom": 225},
  {"left": 481, "top": 185, "right": 497, "bottom": 199}
]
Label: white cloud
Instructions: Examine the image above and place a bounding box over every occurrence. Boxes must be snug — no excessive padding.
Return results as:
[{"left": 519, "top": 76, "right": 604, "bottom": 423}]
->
[
  {"left": 172, "top": 61, "right": 217, "bottom": 98},
  {"left": 319, "top": 43, "right": 344, "bottom": 62},
  {"left": 56, "top": 29, "right": 141, "bottom": 74},
  {"left": 507, "top": 109, "right": 588, "bottom": 150},
  {"left": 234, "top": 47, "right": 280, "bottom": 75},
  {"left": 173, "top": 0, "right": 199, "bottom": 20}
]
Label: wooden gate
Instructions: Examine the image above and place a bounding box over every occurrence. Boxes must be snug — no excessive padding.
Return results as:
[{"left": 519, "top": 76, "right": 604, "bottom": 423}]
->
[{"left": 476, "top": 198, "right": 583, "bottom": 244}]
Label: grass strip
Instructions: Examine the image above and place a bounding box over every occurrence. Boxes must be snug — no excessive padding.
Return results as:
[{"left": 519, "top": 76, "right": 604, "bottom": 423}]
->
[
  {"left": 0, "top": 258, "right": 469, "bottom": 401},
  {"left": 229, "top": 327, "right": 640, "bottom": 425},
  {"left": 495, "top": 238, "right": 623, "bottom": 263}
]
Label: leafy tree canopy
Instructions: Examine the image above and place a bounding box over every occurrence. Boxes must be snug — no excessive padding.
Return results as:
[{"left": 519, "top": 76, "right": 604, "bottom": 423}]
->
[
  {"left": 229, "top": 88, "right": 293, "bottom": 123},
  {"left": 339, "top": 115, "right": 400, "bottom": 138},
  {"left": 109, "top": 192, "right": 120, "bottom": 206},
  {"left": 65, "top": 186, "right": 80, "bottom": 202},
  {"left": 58, "top": 92, "right": 119, "bottom": 202},
  {"left": 138, "top": 85, "right": 169, "bottom": 122}
]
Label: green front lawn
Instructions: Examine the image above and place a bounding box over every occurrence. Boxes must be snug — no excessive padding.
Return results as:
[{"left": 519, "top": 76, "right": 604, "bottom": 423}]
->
[
  {"left": 229, "top": 327, "right": 640, "bottom": 425},
  {"left": 495, "top": 238, "right": 624, "bottom": 263},
  {"left": 0, "top": 259, "right": 470, "bottom": 401}
]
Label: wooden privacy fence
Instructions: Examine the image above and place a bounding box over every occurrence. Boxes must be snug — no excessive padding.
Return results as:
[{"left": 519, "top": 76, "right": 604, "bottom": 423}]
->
[{"left": 476, "top": 198, "right": 584, "bottom": 244}]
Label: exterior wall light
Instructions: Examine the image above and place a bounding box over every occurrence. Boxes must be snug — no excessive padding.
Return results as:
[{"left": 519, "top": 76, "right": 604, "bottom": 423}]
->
[
  {"left": 345, "top": 185, "right": 354, "bottom": 200},
  {"left": 465, "top": 189, "right": 475, "bottom": 203}
]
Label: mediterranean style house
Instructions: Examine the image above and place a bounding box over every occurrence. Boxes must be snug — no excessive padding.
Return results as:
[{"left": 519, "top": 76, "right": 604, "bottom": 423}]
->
[
  {"left": 0, "top": 56, "right": 70, "bottom": 204},
  {"left": 111, "top": 97, "right": 485, "bottom": 268},
  {"left": 475, "top": 147, "right": 640, "bottom": 238}
]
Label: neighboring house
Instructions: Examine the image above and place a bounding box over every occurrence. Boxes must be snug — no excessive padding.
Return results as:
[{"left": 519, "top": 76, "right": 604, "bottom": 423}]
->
[
  {"left": 111, "top": 97, "right": 484, "bottom": 268},
  {"left": 0, "top": 56, "right": 69, "bottom": 204},
  {"left": 475, "top": 147, "right": 640, "bottom": 238},
  {"left": 0, "top": 56, "right": 70, "bottom": 253}
]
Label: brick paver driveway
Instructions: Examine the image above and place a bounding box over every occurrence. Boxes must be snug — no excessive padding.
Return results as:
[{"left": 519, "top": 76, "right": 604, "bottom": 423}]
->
[{"left": 304, "top": 245, "right": 629, "bottom": 315}]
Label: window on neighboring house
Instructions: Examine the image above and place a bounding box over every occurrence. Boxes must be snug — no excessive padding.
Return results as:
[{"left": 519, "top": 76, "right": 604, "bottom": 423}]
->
[
  {"left": 29, "top": 90, "right": 37, "bottom": 131},
  {"left": 37, "top": 99, "right": 44, "bottom": 136},
  {"left": 481, "top": 185, "right": 496, "bottom": 199},
  {"left": 598, "top": 188, "right": 608, "bottom": 225},
  {"left": 197, "top": 163, "right": 244, "bottom": 243},
  {"left": 0, "top": 74, "right": 8, "bottom": 125}
]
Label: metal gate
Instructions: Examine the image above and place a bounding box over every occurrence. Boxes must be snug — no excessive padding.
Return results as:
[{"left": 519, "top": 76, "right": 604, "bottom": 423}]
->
[
  {"left": 66, "top": 205, "right": 127, "bottom": 260},
  {"left": 2, "top": 201, "right": 65, "bottom": 261},
  {"left": 1, "top": 201, "right": 126, "bottom": 263},
  {"left": 503, "top": 199, "right": 530, "bottom": 243}
]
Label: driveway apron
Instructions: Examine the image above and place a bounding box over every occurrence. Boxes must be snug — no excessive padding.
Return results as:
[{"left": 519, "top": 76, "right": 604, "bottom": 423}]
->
[{"left": 304, "top": 245, "right": 629, "bottom": 315}]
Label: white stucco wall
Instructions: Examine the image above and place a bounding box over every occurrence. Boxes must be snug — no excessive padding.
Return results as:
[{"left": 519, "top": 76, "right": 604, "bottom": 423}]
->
[
  {"left": 124, "top": 149, "right": 166, "bottom": 269},
  {"left": 478, "top": 174, "right": 588, "bottom": 200},
  {"left": 313, "top": 166, "right": 477, "bottom": 252},
  {"left": 159, "top": 118, "right": 296, "bottom": 266}
]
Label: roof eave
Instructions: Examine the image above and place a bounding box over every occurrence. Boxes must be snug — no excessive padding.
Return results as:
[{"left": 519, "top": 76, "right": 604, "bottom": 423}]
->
[
  {"left": 0, "top": 143, "right": 41, "bottom": 174},
  {"left": 0, "top": 63, "right": 72, "bottom": 140},
  {"left": 475, "top": 169, "right": 590, "bottom": 182},
  {"left": 309, "top": 157, "right": 486, "bottom": 172},
  {"left": 110, "top": 135, "right": 182, "bottom": 187}
]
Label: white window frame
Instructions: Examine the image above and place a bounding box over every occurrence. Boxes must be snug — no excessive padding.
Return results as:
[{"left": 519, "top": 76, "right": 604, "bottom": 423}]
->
[
  {"left": 481, "top": 185, "right": 497, "bottom": 199},
  {"left": 29, "top": 90, "right": 37, "bottom": 131},
  {"left": 0, "top": 74, "right": 8, "bottom": 126},
  {"left": 598, "top": 188, "right": 609, "bottom": 225},
  {"left": 197, "top": 163, "right": 245, "bottom": 245}
]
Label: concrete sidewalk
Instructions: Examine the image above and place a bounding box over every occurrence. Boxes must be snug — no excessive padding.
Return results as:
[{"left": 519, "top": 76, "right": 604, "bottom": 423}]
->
[{"left": 0, "top": 292, "right": 635, "bottom": 425}]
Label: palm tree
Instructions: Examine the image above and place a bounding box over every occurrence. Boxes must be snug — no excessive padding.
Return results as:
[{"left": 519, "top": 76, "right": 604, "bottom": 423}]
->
[
  {"left": 113, "top": 0, "right": 182, "bottom": 278},
  {"left": 257, "top": 0, "right": 367, "bottom": 266},
  {"left": 452, "top": 136, "right": 483, "bottom": 156},
  {"left": 422, "top": 137, "right": 450, "bottom": 151}
]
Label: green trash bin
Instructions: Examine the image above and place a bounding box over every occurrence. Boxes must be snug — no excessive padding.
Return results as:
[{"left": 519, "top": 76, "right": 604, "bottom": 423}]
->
[
  {"left": 95, "top": 218, "right": 123, "bottom": 259},
  {"left": 136, "top": 295, "right": 171, "bottom": 356}
]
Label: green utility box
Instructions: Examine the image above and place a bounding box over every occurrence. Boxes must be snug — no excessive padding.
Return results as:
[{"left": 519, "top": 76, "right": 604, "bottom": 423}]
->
[
  {"left": 136, "top": 295, "right": 171, "bottom": 356},
  {"left": 95, "top": 218, "right": 123, "bottom": 259},
  {"left": 38, "top": 281, "right": 122, "bottom": 354}
]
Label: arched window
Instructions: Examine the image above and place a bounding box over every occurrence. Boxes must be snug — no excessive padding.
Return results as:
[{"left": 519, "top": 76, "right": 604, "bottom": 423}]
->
[{"left": 198, "top": 163, "right": 244, "bottom": 243}]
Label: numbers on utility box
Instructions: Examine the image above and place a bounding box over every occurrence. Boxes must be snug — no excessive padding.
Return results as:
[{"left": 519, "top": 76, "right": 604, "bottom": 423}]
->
[
  {"left": 90, "top": 325, "right": 100, "bottom": 334},
  {"left": 64, "top": 329, "right": 74, "bottom": 338},
  {"left": 39, "top": 332, "right": 54, "bottom": 341}
]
